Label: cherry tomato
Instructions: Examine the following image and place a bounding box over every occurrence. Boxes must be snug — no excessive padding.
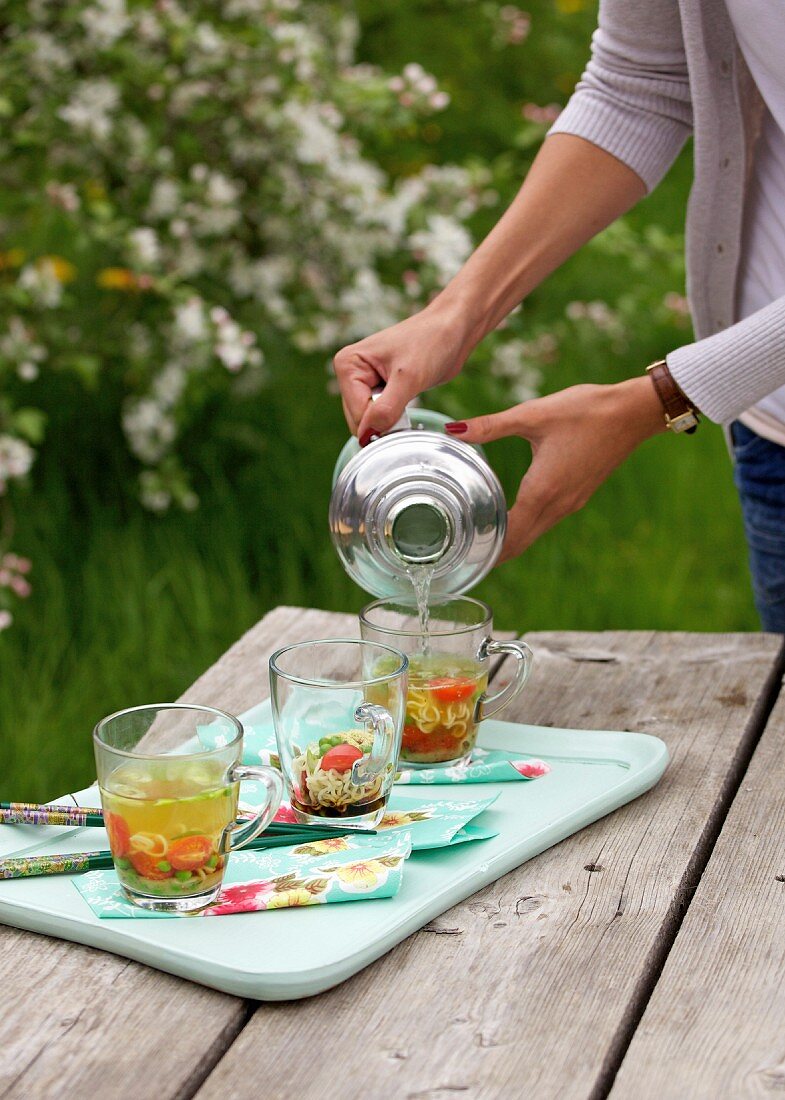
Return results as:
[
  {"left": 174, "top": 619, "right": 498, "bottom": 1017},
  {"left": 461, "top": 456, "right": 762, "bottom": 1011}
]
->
[
  {"left": 320, "top": 744, "right": 363, "bottom": 773},
  {"left": 168, "top": 834, "right": 214, "bottom": 871},
  {"left": 402, "top": 725, "right": 463, "bottom": 754},
  {"left": 128, "top": 851, "right": 174, "bottom": 880},
  {"left": 104, "top": 811, "right": 131, "bottom": 858},
  {"left": 427, "top": 677, "right": 478, "bottom": 703}
]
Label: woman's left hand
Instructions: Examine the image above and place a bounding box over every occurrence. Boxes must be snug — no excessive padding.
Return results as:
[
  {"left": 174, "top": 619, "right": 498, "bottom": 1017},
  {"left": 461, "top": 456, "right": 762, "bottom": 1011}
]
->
[{"left": 445, "top": 376, "right": 667, "bottom": 560}]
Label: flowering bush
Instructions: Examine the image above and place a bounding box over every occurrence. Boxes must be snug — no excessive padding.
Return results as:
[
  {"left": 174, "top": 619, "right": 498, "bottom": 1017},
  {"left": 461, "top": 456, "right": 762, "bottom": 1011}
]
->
[
  {"left": 0, "top": 0, "right": 526, "bottom": 613},
  {"left": 0, "top": 0, "right": 690, "bottom": 631}
]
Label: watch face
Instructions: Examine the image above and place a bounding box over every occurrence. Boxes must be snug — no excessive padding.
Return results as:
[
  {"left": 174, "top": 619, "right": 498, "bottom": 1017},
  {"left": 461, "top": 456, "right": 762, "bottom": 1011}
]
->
[{"left": 668, "top": 410, "right": 698, "bottom": 433}]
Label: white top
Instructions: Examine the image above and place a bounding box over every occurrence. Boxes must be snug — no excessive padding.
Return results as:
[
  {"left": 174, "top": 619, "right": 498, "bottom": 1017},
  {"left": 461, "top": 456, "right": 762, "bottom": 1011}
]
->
[{"left": 726, "top": 0, "right": 785, "bottom": 443}]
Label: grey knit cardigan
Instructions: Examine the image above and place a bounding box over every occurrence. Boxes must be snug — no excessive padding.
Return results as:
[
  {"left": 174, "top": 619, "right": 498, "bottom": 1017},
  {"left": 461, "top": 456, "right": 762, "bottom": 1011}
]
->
[{"left": 548, "top": 0, "right": 777, "bottom": 425}]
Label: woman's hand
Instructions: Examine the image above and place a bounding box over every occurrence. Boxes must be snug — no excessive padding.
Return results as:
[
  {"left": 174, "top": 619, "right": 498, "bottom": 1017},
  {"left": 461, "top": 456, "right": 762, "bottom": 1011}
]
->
[
  {"left": 333, "top": 303, "right": 474, "bottom": 445},
  {"left": 446, "top": 376, "right": 666, "bottom": 560}
]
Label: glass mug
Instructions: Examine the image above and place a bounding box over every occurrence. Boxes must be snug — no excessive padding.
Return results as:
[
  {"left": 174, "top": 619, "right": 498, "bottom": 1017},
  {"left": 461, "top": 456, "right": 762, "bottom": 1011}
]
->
[
  {"left": 94, "top": 704, "right": 283, "bottom": 913},
  {"left": 360, "top": 597, "right": 533, "bottom": 767},
  {"left": 269, "top": 639, "right": 408, "bottom": 829}
]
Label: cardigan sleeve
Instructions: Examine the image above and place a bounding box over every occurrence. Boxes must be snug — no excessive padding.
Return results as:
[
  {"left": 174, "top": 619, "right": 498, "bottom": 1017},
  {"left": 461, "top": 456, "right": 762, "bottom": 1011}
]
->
[
  {"left": 667, "top": 296, "right": 785, "bottom": 423},
  {"left": 547, "top": 0, "right": 693, "bottom": 192}
]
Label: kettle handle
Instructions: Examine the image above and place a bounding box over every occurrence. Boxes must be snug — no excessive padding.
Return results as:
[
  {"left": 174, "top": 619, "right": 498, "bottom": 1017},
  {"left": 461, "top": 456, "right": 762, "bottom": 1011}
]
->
[{"left": 370, "top": 385, "right": 412, "bottom": 433}]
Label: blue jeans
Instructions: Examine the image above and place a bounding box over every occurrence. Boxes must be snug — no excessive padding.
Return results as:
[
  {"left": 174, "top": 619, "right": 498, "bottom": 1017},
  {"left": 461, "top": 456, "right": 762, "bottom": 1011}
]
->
[{"left": 731, "top": 420, "right": 785, "bottom": 632}]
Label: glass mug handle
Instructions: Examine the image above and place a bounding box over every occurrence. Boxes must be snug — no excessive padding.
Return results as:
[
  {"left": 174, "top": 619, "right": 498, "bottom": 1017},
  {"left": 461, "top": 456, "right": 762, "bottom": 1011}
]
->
[
  {"left": 222, "top": 765, "right": 284, "bottom": 852},
  {"left": 476, "top": 639, "right": 534, "bottom": 721},
  {"left": 350, "top": 702, "right": 395, "bottom": 786}
]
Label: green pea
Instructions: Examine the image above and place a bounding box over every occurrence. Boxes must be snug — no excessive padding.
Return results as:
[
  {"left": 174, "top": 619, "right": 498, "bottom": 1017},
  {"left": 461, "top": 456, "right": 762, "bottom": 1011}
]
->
[
  {"left": 330, "top": 735, "right": 343, "bottom": 746},
  {"left": 115, "top": 857, "right": 131, "bottom": 870},
  {"left": 156, "top": 860, "right": 172, "bottom": 872},
  {"left": 174, "top": 870, "right": 193, "bottom": 882},
  {"left": 205, "top": 854, "right": 219, "bottom": 869}
]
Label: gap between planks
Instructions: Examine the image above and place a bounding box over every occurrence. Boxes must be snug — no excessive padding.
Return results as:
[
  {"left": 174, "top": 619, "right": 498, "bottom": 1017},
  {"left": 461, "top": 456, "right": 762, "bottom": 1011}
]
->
[{"left": 589, "top": 636, "right": 785, "bottom": 1100}]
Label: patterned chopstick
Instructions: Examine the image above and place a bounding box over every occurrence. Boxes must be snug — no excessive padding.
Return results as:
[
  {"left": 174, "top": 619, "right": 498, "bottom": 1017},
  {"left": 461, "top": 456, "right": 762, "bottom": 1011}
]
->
[
  {"left": 0, "top": 828, "right": 372, "bottom": 879},
  {"left": 0, "top": 803, "right": 104, "bottom": 827},
  {"left": 0, "top": 851, "right": 113, "bottom": 878},
  {"left": 0, "top": 802, "right": 377, "bottom": 836}
]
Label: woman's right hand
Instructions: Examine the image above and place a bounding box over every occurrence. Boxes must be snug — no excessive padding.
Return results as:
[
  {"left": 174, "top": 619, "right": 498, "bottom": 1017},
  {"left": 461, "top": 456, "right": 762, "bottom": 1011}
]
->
[{"left": 333, "top": 303, "right": 473, "bottom": 445}]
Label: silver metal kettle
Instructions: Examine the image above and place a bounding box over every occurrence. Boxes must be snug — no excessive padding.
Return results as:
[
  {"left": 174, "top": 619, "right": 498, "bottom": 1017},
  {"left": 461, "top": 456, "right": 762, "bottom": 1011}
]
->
[{"left": 329, "top": 407, "right": 507, "bottom": 599}]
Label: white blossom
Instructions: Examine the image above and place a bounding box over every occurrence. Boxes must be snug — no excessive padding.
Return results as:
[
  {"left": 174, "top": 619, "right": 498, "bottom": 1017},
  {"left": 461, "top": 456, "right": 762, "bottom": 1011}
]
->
[
  {"left": 128, "top": 227, "right": 160, "bottom": 266},
  {"left": 0, "top": 436, "right": 35, "bottom": 490},
  {"left": 206, "top": 172, "right": 241, "bottom": 206},
  {"left": 81, "top": 0, "right": 130, "bottom": 47},
  {"left": 147, "top": 179, "right": 180, "bottom": 219},
  {"left": 409, "top": 214, "right": 473, "bottom": 282},
  {"left": 28, "top": 32, "right": 70, "bottom": 75},
  {"left": 122, "top": 399, "right": 176, "bottom": 463},
  {"left": 58, "top": 79, "right": 119, "bottom": 141},
  {"left": 174, "top": 298, "right": 207, "bottom": 342},
  {"left": 18, "top": 263, "right": 63, "bottom": 308}
]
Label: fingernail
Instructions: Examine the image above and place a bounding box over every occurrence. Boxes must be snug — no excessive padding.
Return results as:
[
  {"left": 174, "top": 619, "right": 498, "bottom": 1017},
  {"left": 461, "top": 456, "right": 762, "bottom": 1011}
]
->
[
  {"left": 359, "top": 430, "right": 380, "bottom": 448},
  {"left": 445, "top": 421, "right": 468, "bottom": 435}
]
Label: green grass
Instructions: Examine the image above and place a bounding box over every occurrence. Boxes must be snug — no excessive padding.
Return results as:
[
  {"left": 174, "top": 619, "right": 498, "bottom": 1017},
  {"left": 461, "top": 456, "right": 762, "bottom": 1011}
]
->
[{"left": 0, "top": 0, "right": 757, "bottom": 801}]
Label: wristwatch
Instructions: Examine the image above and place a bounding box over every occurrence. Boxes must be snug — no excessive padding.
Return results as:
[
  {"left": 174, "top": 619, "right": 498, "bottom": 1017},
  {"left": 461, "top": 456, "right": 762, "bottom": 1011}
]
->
[{"left": 646, "top": 359, "right": 700, "bottom": 434}]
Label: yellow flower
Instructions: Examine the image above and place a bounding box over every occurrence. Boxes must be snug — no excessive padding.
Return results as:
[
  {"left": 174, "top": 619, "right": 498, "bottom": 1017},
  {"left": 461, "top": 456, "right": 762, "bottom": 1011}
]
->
[
  {"left": 294, "top": 837, "right": 350, "bottom": 855},
  {"left": 265, "top": 888, "right": 318, "bottom": 909},
  {"left": 336, "top": 859, "right": 387, "bottom": 889},
  {"left": 97, "top": 268, "right": 153, "bottom": 292},
  {"left": 97, "top": 267, "right": 136, "bottom": 290},
  {"left": 377, "top": 812, "right": 411, "bottom": 830},
  {"left": 37, "top": 255, "right": 76, "bottom": 283}
]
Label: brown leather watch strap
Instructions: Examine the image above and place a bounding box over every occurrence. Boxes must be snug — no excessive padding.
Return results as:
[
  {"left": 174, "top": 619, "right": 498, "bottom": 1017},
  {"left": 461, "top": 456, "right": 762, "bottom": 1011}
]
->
[{"left": 646, "top": 360, "right": 699, "bottom": 434}]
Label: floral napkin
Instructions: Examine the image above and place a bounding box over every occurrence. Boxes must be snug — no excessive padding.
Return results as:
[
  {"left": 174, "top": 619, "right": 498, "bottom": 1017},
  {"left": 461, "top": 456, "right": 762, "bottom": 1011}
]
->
[
  {"left": 268, "top": 791, "right": 500, "bottom": 850},
  {"left": 394, "top": 748, "right": 551, "bottom": 785},
  {"left": 74, "top": 832, "right": 412, "bottom": 919}
]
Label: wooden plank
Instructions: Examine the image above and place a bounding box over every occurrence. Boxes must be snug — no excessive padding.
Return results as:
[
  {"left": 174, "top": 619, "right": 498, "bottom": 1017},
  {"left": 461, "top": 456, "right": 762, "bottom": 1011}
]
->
[
  {"left": 0, "top": 606, "right": 358, "bottom": 1099},
  {"left": 610, "top": 642, "right": 785, "bottom": 1099},
  {"left": 195, "top": 631, "right": 781, "bottom": 1100}
]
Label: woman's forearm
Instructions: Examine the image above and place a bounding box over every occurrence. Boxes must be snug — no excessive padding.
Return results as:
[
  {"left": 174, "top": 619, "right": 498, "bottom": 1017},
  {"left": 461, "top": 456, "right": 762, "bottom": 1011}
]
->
[{"left": 431, "top": 133, "right": 647, "bottom": 345}]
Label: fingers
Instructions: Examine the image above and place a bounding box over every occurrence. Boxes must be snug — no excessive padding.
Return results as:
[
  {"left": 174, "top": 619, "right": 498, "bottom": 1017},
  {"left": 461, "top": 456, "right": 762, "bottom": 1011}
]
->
[
  {"left": 355, "top": 367, "right": 418, "bottom": 443},
  {"left": 333, "top": 347, "right": 385, "bottom": 435},
  {"left": 446, "top": 403, "right": 535, "bottom": 445}
]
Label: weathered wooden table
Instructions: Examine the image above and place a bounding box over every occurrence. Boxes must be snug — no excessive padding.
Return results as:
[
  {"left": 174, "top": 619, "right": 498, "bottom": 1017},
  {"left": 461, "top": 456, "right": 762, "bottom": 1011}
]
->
[{"left": 3, "top": 607, "right": 785, "bottom": 1099}]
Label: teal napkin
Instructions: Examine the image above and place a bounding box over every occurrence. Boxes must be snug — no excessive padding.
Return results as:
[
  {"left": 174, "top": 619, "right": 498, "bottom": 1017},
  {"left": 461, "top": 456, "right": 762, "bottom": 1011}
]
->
[
  {"left": 394, "top": 748, "right": 551, "bottom": 784},
  {"left": 378, "top": 792, "right": 499, "bottom": 848},
  {"left": 75, "top": 832, "right": 411, "bottom": 919}
]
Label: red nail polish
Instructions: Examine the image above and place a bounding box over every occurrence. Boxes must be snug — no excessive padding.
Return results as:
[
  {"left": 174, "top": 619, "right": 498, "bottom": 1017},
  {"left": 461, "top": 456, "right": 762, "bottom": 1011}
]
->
[
  {"left": 445, "top": 421, "right": 468, "bottom": 435},
  {"left": 359, "top": 430, "right": 378, "bottom": 447}
]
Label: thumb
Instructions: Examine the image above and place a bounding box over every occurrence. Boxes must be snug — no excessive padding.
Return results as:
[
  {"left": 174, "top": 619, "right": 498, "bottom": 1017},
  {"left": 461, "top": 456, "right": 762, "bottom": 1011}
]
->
[
  {"left": 356, "top": 371, "right": 417, "bottom": 444},
  {"left": 445, "top": 403, "right": 535, "bottom": 445}
]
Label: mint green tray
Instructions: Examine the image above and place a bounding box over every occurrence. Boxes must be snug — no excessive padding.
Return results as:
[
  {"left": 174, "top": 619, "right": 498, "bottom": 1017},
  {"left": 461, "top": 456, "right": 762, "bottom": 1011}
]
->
[{"left": 0, "top": 712, "right": 667, "bottom": 1000}]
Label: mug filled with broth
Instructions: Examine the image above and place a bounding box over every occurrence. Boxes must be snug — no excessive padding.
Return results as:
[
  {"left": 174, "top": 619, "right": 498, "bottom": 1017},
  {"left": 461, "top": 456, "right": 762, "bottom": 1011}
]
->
[
  {"left": 269, "top": 639, "right": 408, "bottom": 829},
  {"left": 360, "top": 597, "right": 533, "bottom": 767},
  {"left": 93, "top": 704, "right": 283, "bottom": 913}
]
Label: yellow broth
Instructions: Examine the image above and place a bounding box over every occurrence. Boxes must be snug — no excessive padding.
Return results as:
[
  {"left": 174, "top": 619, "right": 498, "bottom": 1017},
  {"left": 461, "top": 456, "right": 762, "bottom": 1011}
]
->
[{"left": 100, "top": 758, "right": 237, "bottom": 898}]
